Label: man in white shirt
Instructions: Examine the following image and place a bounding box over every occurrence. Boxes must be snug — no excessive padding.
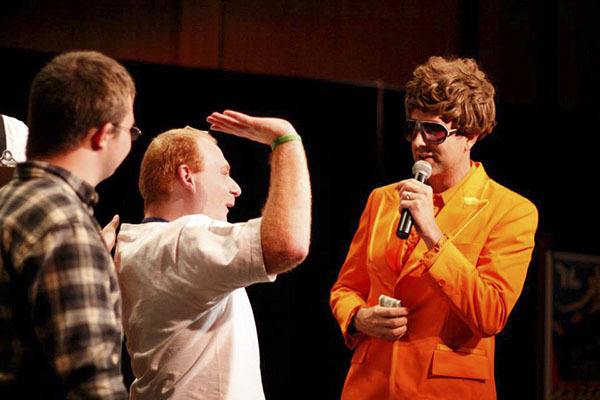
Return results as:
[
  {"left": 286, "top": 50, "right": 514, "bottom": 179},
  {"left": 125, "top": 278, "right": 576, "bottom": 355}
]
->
[
  {"left": 0, "top": 114, "right": 29, "bottom": 166},
  {"left": 116, "top": 110, "right": 311, "bottom": 400}
]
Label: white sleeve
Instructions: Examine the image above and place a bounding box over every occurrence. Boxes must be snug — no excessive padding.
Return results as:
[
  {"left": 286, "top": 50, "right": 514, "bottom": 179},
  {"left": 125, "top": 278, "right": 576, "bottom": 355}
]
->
[{"left": 175, "top": 217, "right": 275, "bottom": 303}]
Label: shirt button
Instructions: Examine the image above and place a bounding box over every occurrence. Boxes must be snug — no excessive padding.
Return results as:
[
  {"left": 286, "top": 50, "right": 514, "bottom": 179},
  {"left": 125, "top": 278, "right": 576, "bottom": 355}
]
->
[{"left": 438, "top": 280, "right": 446, "bottom": 287}]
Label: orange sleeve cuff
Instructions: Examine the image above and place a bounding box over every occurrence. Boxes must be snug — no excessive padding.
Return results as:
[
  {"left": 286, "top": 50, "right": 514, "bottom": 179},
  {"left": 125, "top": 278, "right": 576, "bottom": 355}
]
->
[
  {"left": 421, "top": 233, "right": 450, "bottom": 270},
  {"left": 343, "top": 305, "right": 366, "bottom": 349}
]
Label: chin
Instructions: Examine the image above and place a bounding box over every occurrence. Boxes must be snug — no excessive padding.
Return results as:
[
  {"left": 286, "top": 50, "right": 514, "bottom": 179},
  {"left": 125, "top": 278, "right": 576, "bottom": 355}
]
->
[{"left": 430, "top": 167, "right": 443, "bottom": 178}]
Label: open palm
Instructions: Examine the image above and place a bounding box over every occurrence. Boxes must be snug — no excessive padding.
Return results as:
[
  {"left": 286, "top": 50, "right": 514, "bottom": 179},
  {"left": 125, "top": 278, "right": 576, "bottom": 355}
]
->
[{"left": 207, "top": 110, "right": 297, "bottom": 145}]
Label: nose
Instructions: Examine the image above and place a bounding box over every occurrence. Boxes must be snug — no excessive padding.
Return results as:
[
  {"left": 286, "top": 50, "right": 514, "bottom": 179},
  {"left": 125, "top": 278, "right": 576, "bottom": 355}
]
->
[
  {"left": 412, "top": 129, "right": 427, "bottom": 146},
  {"left": 230, "top": 178, "right": 242, "bottom": 197}
]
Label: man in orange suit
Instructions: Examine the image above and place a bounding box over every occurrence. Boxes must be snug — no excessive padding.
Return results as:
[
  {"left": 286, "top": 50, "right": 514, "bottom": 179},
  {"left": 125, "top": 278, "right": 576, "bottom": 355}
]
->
[{"left": 330, "top": 56, "right": 538, "bottom": 399}]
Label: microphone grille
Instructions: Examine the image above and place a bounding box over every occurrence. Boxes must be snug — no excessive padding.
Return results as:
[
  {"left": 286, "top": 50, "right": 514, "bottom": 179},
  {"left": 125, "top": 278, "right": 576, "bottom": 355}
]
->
[{"left": 412, "top": 160, "right": 432, "bottom": 178}]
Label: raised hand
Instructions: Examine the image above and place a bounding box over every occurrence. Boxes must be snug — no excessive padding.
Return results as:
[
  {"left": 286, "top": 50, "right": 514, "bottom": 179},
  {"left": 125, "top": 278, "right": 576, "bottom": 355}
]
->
[
  {"left": 101, "top": 214, "right": 120, "bottom": 252},
  {"left": 396, "top": 178, "right": 442, "bottom": 249},
  {"left": 207, "top": 110, "right": 298, "bottom": 146}
]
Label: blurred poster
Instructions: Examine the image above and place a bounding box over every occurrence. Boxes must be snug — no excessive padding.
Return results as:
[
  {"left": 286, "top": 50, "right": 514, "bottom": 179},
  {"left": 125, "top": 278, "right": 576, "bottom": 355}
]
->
[{"left": 546, "top": 251, "right": 600, "bottom": 399}]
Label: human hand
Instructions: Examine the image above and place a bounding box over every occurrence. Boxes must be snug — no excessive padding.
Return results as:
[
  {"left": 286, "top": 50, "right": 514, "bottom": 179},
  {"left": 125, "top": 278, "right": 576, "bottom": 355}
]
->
[
  {"left": 206, "top": 110, "right": 298, "bottom": 146},
  {"left": 101, "top": 214, "right": 120, "bottom": 252},
  {"left": 396, "top": 179, "right": 442, "bottom": 248},
  {"left": 353, "top": 305, "right": 408, "bottom": 341}
]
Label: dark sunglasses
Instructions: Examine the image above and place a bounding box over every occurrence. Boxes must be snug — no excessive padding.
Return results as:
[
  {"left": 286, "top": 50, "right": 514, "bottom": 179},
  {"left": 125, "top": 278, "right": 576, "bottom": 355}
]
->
[
  {"left": 114, "top": 124, "right": 143, "bottom": 141},
  {"left": 405, "top": 119, "right": 459, "bottom": 145}
]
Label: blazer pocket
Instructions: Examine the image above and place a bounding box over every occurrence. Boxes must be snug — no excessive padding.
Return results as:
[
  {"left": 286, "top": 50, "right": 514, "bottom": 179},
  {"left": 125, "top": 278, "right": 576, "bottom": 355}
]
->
[
  {"left": 350, "top": 338, "right": 371, "bottom": 364},
  {"left": 431, "top": 344, "right": 490, "bottom": 381}
]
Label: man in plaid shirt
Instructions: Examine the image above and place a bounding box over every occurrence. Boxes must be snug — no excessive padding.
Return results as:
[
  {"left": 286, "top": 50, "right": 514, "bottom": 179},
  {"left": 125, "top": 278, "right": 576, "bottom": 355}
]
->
[{"left": 0, "top": 51, "right": 137, "bottom": 399}]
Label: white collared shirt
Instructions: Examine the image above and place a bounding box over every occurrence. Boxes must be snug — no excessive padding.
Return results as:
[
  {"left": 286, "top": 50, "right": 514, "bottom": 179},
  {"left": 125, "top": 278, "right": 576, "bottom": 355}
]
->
[{"left": 116, "top": 215, "right": 275, "bottom": 400}]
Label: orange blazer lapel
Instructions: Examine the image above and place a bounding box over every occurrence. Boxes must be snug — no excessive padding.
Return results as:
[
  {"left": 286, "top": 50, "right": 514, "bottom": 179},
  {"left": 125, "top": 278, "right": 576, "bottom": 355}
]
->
[
  {"left": 394, "top": 164, "right": 491, "bottom": 285},
  {"left": 383, "top": 189, "right": 403, "bottom": 275},
  {"left": 361, "top": 186, "right": 402, "bottom": 294},
  {"left": 435, "top": 165, "right": 490, "bottom": 241}
]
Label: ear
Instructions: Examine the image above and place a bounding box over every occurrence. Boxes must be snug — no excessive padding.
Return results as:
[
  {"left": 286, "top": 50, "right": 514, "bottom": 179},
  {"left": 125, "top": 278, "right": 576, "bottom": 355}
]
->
[
  {"left": 176, "top": 164, "right": 196, "bottom": 192},
  {"left": 90, "top": 122, "right": 114, "bottom": 151},
  {"left": 465, "top": 134, "right": 478, "bottom": 152}
]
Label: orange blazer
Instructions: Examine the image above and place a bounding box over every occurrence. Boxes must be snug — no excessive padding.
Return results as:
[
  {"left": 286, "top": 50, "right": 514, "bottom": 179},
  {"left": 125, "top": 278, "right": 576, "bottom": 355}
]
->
[{"left": 330, "top": 163, "right": 538, "bottom": 400}]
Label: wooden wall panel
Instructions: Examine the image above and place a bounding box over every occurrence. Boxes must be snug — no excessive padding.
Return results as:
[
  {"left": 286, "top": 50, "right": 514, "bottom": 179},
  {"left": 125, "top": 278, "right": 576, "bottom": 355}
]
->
[
  {"left": 220, "top": 0, "right": 461, "bottom": 87},
  {"left": 0, "top": 0, "right": 563, "bottom": 104},
  {"left": 0, "top": 1, "right": 181, "bottom": 64},
  {"left": 0, "top": 0, "right": 461, "bottom": 88},
  {"left": 178, "top": 0, "right": 220, "bottom": 68}
]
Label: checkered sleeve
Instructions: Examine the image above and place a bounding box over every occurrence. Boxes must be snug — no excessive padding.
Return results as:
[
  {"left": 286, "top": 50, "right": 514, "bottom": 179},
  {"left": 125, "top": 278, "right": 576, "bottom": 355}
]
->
[{"left": 30, "top": 222, "right": 127, "bottom": 399}]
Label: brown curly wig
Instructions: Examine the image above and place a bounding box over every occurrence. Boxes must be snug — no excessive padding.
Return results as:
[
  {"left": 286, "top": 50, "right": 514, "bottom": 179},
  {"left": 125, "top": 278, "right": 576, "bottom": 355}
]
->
[{"left": 405, "top": 56, "right": 496, "bottom": 140}]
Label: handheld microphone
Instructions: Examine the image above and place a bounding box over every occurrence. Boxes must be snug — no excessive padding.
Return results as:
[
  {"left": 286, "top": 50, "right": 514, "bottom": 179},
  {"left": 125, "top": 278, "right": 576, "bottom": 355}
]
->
[{"left": 396, "top": 160, "right": 432, "bottom": 239}]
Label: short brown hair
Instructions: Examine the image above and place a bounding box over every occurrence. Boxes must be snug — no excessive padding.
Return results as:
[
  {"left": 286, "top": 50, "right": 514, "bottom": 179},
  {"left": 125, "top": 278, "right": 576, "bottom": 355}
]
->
[
  {"left": 405, "top": 56, "right": 496, "bottom": 139},
  {"left": 139, "top": 127, "right": 216, "bottom": 207},
  {"left": 27, "top": 51, "right": 136, "bottom": 158}
]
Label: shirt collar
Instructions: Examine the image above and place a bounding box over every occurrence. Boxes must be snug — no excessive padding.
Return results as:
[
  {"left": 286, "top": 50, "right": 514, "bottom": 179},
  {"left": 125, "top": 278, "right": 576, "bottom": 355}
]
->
[
  {"left": 141, "top": 217, "right": 169, "bottom": 223},
  {"left": 17, "top": 161, "right": 99, "bottom": 207},
  {"left": 436, "top": 162, "right": 478, "bottom": 207}
]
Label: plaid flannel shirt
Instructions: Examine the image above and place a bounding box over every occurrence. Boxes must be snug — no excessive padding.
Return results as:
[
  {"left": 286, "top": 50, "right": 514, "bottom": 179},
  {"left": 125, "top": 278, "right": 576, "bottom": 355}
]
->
[{"left": 0, "top": 161, "right": 127, "bottom": 399}]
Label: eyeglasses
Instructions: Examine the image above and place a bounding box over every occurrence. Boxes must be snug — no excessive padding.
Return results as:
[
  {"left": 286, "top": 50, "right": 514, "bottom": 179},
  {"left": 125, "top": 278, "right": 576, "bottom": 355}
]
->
[
  {"left": 113, "top": 124, "right": 143, "bottom": 141},
  {"left": 405, "top": 119, "right": 459, "bottom": 145}
]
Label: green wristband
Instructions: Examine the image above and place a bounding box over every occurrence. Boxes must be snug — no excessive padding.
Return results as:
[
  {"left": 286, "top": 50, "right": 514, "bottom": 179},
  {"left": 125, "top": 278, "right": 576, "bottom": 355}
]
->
[{"left": 271, "top": 134, "right": 302, "bottom": 150}]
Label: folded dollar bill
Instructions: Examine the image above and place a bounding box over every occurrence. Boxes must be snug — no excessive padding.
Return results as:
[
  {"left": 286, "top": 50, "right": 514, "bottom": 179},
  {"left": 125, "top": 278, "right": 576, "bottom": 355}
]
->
[{"left": 378, "top": 294, "right": 401, "bottom": 308}]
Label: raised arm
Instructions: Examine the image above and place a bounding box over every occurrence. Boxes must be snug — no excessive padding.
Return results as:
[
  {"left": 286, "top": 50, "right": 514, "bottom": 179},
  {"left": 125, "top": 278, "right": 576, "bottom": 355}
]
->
[{"left": 207, "top": 110, "right": 311, "bottom": 274}]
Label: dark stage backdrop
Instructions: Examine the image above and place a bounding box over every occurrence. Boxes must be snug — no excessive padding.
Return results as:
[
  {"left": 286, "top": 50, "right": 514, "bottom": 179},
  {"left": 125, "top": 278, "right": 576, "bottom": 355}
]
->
[{"left": 1, "top": 47, "right": 596, "bottom": 399}]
